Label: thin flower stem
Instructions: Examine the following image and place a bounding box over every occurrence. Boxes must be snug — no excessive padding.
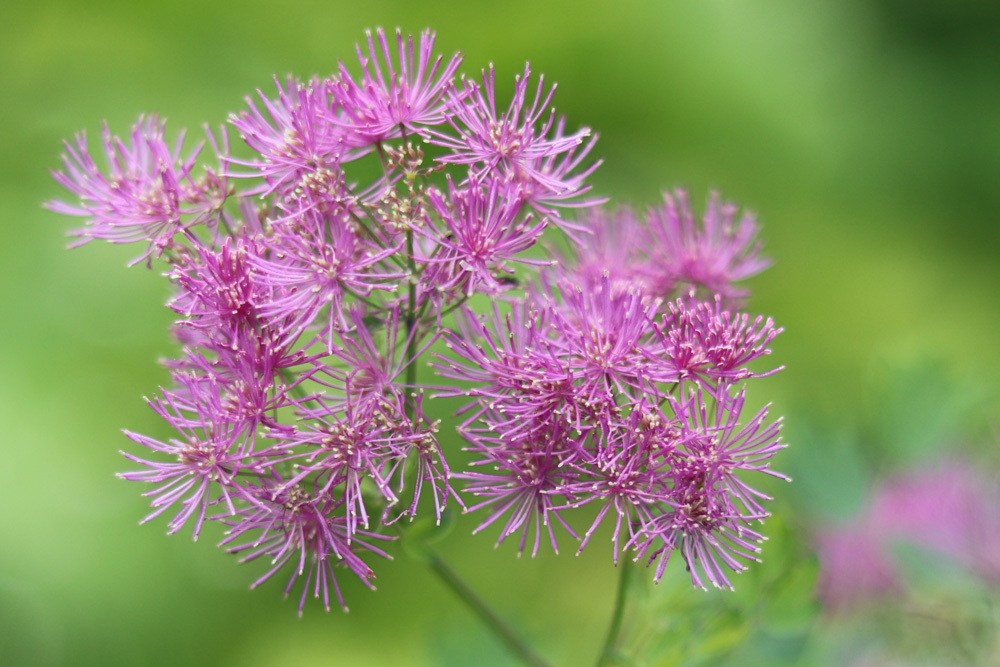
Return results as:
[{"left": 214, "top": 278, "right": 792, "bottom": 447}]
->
[
  {"left": 342, "top": 284, "right": 384, "bottom": 310},
  {"left": 218, "top": 209, "right": 236, "bottom": 238},
  {"left": 595, "top": 558, "right": 633, "bottom": 667},
  {"left": 436, "top": 294, "right": 471, "bottom": 321},
  {"left": 657, "top": 382, "right": 680, "bottom": 408},
  {"left": 426, "top": 551, "right": 552, "bottom": 667},
  {"left": 403, "top": 225, "right": 419, "bottom": 424},
  {"left": 347, "top": 208, "right": 409, "bottom": 270},
  {"left": 278, "top": 367, "right": 311, "bottom": 402}
]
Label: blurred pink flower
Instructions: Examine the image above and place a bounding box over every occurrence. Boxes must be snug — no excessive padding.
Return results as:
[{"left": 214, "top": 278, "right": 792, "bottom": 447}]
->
[
  {"left": 869, "top": 462, "right": 1000, "bottom": 583},
  {"left": 815, "top": 524, "right": 900, "bottom": 611},
  {"left": 815, "top": 459, "right": 1000, "bottom": 611}
]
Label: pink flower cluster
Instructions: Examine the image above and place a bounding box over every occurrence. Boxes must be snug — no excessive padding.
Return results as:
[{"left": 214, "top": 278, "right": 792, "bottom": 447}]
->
[
  {"left": 438, "top": 228, "right": 784, "bottom": 588},
  {"left": 48, "top": 28, "right": 785, "bottom": 612}
]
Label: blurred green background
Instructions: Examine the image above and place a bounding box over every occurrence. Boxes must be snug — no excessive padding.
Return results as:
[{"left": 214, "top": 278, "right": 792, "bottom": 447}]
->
[{"left": 2, "top": 1, "right": 998, "bottom": 665}]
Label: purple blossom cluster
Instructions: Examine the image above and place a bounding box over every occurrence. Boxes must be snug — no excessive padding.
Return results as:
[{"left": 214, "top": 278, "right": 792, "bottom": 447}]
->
[
  {"left": 48, "top": 28, "right": 786, "bottom": 611},
  {"left": 437, "top": 214, "right": 784, "bottom": 588}
]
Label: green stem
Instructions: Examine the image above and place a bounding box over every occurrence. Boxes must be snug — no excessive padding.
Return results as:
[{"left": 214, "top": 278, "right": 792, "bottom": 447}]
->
[
  {"left": 278, "top": 367, "right": 311, "bottom": 403},
  {"left": 403, "top": 226, "right": 419, "bottom": 422},
  {"left": 347, "top": 208, "right": 408, "bottom": 270},
  {"left": 437, "top": 294, "right": 470, "bottom": 321},
  {"left": 342, "top": 284, "right": 384, "bottom": 310},
  {"left": 595, "top": 558, "right": 633, "bottom": 667},
  {"left": 426, "top": 551, "right": 552, "bottom": 667}
]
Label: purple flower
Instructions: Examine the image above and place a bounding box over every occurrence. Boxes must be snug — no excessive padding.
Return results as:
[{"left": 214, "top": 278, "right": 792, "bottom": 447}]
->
[
  {"left": 429, "top": 63, "right": 594, "bottom": 196},
  {"left": 119, "top": 379, "right": 264, "bottom": 540},
  {"left": 567, "top": 206, "right": 653, "bottom": 294},
  {"left": 671, "top": 387, "right": 787, "bottom": 519},
  {"left": 565, "top": 191, "right": 773, "bottom": 306},
  {"left": 221, "top": 489, "right": 392, "bottom": 614},
  {"left": 168, "top": 236, "right": 268, "bottom": 336},
  {"left": 271, "top": 392, "right": 412, "bottom": 536},
  {"left": 646, "top": 190, "right": 771, "bottom": 302},
  {"left": 167, "top": 350, "right": 308, "bottom": 433},
  {"left": 543, "top": 273, "right": 658, "bottom": 404},
  {"left": 166, "top": 235, "right": 319, "bottom": 421},
  {"left": 440, "top": 283, "right": 786, "bottom": 581},
  {"left": 291, "top": 331, "right": 455, "bottom": 528},
  {"left": 869, "top": 462, "right": 1000, "bottom": 582},
  {"left": 815, "top": 459, "right": 1000, "bottom": 611},
  {"left": 228, "top": 77, "right": 347, "bottom": 198},
  {"left": 517, "top": 117, "right": 605, "bottom": 229},
  {"left": 386, "top": 391, "right": 457, "bottom": 525},
  {"left": 815, "top": 525, "right": 900, "bottom": 611},
  {"left": 247, "top": 209, "right": 404, "bottom": 350},
  {"left": 167, "top": 230, "right": 326, "bottom": 363},
  {"left": 436, "top": 300, "right": 580, "bottom": 436},
  {"left": 422, "top": 176, "right": 549, "bottom": 296},
  {"left": 314, "top": 305, "right": 432, "bottom": 410},
  {"left": 561, "top": 405, "right": 679, "bottom": 561},
  {"left": 49, "top": 28, "right": 784, "bottom": 612},
  {"left": 651, "top": 295, "right": 783, "bottom": 386},
  {"left": 332, "top": 28, "right": 463, "bottom": 143},
  {"left": 458, "top": 417, "right": 579, "bottom": 557},
  {"left": 606, "top": 387, "right": 784, "bottom": 589},
  {"left": 47, "top": 115, "right": 203, "bottom": 263}
]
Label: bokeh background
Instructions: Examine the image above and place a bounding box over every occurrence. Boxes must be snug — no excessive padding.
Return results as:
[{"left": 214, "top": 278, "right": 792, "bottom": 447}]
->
[{"left": 2, "top": 1, "right": 998, "bottom": 665}]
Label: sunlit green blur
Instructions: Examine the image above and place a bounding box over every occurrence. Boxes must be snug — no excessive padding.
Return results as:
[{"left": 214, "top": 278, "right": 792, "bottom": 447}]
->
[{"left": 2, "top": 1, "right": 998, "bottom": 665}]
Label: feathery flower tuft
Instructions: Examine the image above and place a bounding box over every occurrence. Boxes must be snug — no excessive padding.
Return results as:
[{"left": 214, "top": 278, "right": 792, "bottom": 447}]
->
[
  {"left": 332, "top": 28, "right": 463, "bottom": 142},
  {"left": 228, "top": 77, "right": 346, "bottom": 198},
  {"left": 222, "top": 489, "right": 392, "bottom": 614},
  {"left": 47, "top": 116, "right": 207, "bottom": 264},
  {"left": 119, "top": 379, "right": 262, "bottom": 540},
  {"left": 430, "top": 63, "right": 596, "bottom": 203},
  {"left": 646, "top": 190, "right": 771, "bottom": 302},
  {"left": 422, "top": 176, "right": 549, "bottom": 296}
]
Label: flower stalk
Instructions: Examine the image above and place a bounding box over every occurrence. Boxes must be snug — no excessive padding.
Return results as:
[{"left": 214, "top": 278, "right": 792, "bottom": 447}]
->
[
  {"left": 596, "top": 558, "right": 634, "bottom": 667},
  {"left": 427, "top": 551, "right": 552, "bottom": 667}
]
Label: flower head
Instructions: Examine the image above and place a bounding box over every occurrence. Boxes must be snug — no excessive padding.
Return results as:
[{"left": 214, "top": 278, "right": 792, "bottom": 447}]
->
[
  {"left": 816, "top": 459, "right": 1000, "bottom": 611},
  {"left": 422, "top": 176, "right": 549, "bottom": 296},
  {"left": 228, "top": 77, "right": 347, "bottom": 198},
  {"left": 567, "top": 206, "right": 652, "bottom": 294},
  {"left": 458, "top": 416, "right": 580, "bottom": 557},
  {"left": 47, "top": 116, "right": 207, "bottom": 263},
  {"left": 222, "top": 488, "right": 392, "bottom": 614},
  {"left": 332, "top": 28, "right": 462, "bottom": 142},
  {"left": 429, "top": 64, "right": 595, "bottom": 202},
  {"left": 651, "top": 294, "right": 783, "bottom": 386},
  {"left": 646, "top": 190, "right": 770, "bottom": 302},
  {"left": 629, "top": 387, "right": 785, "bottom": 588},
  {"left": 119, "top": 378, "right": 264, "bottom": 540},
  {"left": 247, "top": 209, "right": 404, "bottom": 350},
  {"left": 49, "top": 28, "right": 784, "bottom": 615}
]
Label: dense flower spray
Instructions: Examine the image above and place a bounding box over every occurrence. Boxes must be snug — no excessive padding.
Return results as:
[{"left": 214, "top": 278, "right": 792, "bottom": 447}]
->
[{"left": 48, "top": 27, "right": 785, "bottom": 615}]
